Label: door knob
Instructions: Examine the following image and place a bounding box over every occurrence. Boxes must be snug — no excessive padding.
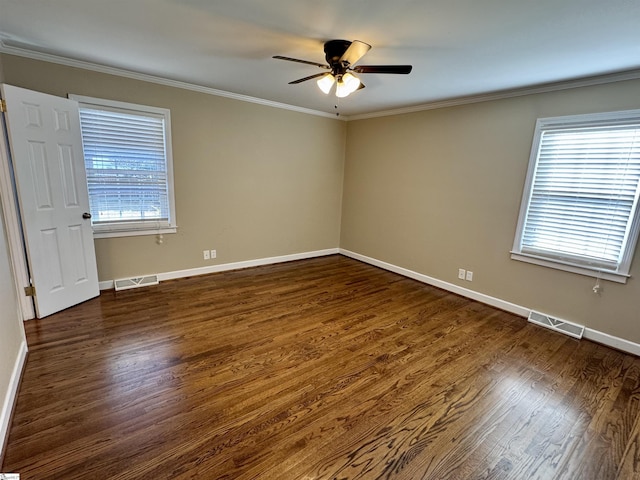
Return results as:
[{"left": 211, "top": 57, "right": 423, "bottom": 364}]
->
[{"left": 82, "top": 212, "right": 92, "bottom": 219}]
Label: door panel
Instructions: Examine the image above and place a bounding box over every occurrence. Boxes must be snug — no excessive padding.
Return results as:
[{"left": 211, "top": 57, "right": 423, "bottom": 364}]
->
[{"left": 1, "top": 84, "right": 99, "bottom": 317}]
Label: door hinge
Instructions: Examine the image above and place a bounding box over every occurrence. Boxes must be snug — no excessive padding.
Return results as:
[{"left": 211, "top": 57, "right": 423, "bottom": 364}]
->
[
  {"left": 24, "top": 285, "right": 36, "bottom": 297},
  {"left": 0, "top": 99, "right": 6, "bottom": 113}
]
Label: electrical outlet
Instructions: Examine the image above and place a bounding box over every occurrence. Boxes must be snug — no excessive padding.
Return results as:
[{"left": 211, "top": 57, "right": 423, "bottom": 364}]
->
[
  {"left": 211, "top": 249, "right": 216, "bottom": 259},
  {"left": 458, "top": 268, "right": 466, "bottom": 280},
  {"left": 466, "top": 271, "right": 473, "bottom": 281},
  {"left": 203, "top": 250, "right": 210, "bottom": 260}
]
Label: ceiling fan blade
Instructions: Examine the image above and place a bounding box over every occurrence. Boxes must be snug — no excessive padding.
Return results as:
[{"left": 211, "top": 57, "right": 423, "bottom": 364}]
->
[
  {"left": 273, "top": 55, "right": 329, "bottom": 69},
  {"left": 288, "top": 72, "right": 328, "bottom": 84},
  {"left": 340, "top": 40, "right": 371, "bottom": 66},
  {"left": 353, "top": 65, "right": 413, "bottom": 74}
]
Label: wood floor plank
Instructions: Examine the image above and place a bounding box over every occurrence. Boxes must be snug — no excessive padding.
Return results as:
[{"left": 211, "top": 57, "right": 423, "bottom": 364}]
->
[{"left": 2, "top": 255, "right": 640, "bottom": 479}]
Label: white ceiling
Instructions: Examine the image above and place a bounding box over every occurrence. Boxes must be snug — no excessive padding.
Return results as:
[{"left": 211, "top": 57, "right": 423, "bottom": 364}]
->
[{"left": 1, "top": 0, "right": 640, "bottom": 117}]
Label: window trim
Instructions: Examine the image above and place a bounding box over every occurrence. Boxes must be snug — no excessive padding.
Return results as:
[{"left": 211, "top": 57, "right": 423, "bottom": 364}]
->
[
  {"left": 511, "top": 109, "right": 640, "bottom": 284},
  {"left": 70, "top": 94, "right": 177, "bottom": 239}
]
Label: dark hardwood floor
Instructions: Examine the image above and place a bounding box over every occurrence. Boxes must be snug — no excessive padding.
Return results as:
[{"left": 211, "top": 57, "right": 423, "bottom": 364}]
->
[{"left": 3, "top": 255, "right": 640, "bottom": 479}]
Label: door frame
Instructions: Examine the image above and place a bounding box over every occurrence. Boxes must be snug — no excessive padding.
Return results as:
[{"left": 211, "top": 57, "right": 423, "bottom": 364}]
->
[{"left": 0, "top": 106, "right": 35, "bottom": 320}]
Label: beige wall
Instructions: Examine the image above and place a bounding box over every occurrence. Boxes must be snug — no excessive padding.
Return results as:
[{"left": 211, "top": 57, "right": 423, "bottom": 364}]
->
[
  {"left": 0, "top": 51, "right": 25, "bottom": 450},
  {"left": 0, "top": 52, "right": 27, "bottom": 451},
  {"left": 1, "top": 54, "right": 346, "bottom": 281},
  {"left": 0, "top": 174, "right": 26, "bottom": 449},
  {"left": 2, "top": 52, "right": 640, "bottom": 346},
  {"left": 342, "top": 79, "right": 640, "bottom": 344}
]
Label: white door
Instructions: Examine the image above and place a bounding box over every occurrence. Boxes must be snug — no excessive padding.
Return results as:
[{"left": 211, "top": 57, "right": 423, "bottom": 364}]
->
[{"left": 1, "top": 84, "right": 99, "bottom": 318}]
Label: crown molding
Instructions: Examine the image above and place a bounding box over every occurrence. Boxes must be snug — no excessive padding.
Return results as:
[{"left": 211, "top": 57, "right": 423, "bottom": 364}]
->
[
  {"left": 0, "top": 41, "right": 340, "bottom": 120},
  {"left": 3, "top": 41, "right": 640, "bottom": 122},
  {"left": 348, "top": 68, "right": 640, "bottom": 121}
]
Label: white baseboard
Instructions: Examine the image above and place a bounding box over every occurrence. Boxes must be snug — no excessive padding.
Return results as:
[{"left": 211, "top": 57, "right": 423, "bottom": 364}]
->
[
  {"left": 97, "top": 247, "right": 640, "bottom": 357},
  {"left": 99, "top": 248, "right": 340, "bottom": 291},
  {"left": 1, "top": 339, "right": 27, "bottom": 457},
  {"left": 339, "top": 249, "right": 530, "bottom": 317},
  {"left": 583, "top": 329, "right": 640, "bottom": 357},
  {"left": 339, "top": 248, "right": 640, "bottom": 357}
]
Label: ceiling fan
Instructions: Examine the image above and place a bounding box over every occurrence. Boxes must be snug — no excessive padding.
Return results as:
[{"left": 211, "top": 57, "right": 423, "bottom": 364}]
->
[{"left": 273, "top": 40, "right": 412, "bottom": 98}]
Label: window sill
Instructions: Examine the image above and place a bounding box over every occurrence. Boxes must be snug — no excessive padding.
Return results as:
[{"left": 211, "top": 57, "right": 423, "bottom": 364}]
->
[
  {"left": 510, "top": 252, "right": 629, "bottom": 284},
  {"left": 93, "top": 226, "right": 177, "bottom": 239}
]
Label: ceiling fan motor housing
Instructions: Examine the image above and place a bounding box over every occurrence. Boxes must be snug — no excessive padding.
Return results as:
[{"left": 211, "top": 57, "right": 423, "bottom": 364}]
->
[{"left": 324, "top": 39, "right": 352, "bottom": 72}]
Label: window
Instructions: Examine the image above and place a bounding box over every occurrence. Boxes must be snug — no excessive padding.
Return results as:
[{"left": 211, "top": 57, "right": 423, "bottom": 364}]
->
[
  {"left": 71, "top": 95, "right": 177, "bottom": 238},
  {"left": 511, "top": 110, "right": 640, "bottom": 283}
]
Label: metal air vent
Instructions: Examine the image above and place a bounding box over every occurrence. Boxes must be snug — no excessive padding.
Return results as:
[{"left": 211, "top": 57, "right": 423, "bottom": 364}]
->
[
  {"left": 114, "top": 275, "right": 159, "bottom": 291},
  {"left": 528, "top": 310, "right": 584, "bottom": 339}
]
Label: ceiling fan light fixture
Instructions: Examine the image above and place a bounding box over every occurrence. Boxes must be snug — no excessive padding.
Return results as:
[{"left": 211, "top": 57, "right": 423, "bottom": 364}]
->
[
  {"left": 317, "top": 73, "right": 335, "bottom": 94},
  {"left": 335, "top": 72, "right": 361, "bottom": 98},
  {"left": 274, "top": 39, "right": 412, "bottom": 100}
]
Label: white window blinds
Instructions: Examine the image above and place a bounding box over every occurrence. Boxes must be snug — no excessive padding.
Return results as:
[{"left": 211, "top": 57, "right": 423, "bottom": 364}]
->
[
  {"left": 73, "top": 96, "right": 176, "bottom": 236},
  {"left": 512, "top": 111, "right": 640, "bottom": 282}
]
